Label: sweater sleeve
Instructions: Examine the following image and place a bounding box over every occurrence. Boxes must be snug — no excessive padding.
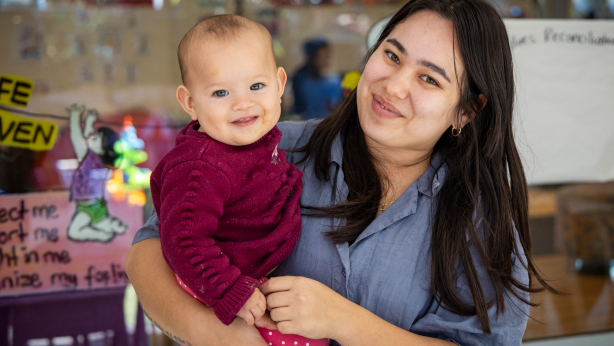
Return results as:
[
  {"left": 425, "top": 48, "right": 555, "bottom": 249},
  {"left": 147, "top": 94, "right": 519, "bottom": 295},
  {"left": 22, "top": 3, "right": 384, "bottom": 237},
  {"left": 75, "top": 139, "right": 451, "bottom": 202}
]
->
[{"left": 155, "top": 160, "right": 260, "bottom": 325}]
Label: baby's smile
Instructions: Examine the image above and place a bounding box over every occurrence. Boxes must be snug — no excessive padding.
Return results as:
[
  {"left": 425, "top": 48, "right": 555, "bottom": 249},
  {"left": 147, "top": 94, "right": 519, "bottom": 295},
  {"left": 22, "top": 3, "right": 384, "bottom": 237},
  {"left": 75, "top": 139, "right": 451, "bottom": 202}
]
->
[{"left": 232, "top": 116, "right": 259, "bottom": 127}]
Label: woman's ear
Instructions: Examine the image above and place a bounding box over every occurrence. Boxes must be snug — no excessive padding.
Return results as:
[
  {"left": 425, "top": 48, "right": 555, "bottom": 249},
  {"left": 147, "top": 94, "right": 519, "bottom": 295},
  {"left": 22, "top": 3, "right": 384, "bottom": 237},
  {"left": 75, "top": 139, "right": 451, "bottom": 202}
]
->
[
  {"left": 276, "top": 67, "right": 288, "bottom": 100},
  {"left": 176, "top": 85, "right": 198, "bottom": 121},
  {"left": 460, "top": 94, "right": 487, "bottom": 128}
]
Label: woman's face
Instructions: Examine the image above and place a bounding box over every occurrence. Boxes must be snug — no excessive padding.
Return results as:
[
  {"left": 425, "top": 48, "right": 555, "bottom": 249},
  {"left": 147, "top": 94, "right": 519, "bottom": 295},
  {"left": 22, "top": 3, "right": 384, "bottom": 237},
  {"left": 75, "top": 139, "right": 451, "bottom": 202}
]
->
[{"left": 357, "top": 11, "right": 465, "bottom": 155}]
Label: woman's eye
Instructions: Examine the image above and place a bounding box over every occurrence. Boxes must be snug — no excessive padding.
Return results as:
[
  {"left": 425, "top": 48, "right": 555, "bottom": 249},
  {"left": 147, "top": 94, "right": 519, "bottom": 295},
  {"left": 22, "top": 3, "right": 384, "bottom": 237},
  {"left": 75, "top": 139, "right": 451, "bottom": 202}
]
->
[
  {"left": 250, "top": 83, "right": 264, "bottom": 90},
  {"left": 420, "top": 75, "right": 439, "bottom": 87},
  {"left": 386, "top": 51, "right": 400, "bottom": 64},
  {"left": 213, "top": 90, "right": 229, "bottom": 97}
]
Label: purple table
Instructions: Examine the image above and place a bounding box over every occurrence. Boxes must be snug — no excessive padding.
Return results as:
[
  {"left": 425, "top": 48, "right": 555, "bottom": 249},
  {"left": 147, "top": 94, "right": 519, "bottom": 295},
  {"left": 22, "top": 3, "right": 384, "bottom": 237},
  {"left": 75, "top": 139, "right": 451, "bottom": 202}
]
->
[{"left": 0, "top": 287, "right": 147, "bottom": 346}]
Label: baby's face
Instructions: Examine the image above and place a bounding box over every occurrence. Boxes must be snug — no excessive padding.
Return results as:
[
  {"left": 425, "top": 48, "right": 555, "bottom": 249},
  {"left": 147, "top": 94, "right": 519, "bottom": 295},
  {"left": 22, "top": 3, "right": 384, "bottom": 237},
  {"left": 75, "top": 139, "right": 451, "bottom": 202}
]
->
[{"left": 183, "top": 31, "right": 285, "bottom": 146}]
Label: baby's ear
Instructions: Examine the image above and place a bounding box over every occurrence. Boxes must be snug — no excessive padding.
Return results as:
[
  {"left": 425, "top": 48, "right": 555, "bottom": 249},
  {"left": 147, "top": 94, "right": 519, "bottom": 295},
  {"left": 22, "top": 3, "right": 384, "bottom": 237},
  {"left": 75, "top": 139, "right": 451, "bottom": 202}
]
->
[
  {"left": 176, "top": 85, "right": 197, "bottom": 121},
  {"left": 276, "top": 67, "right": 287, "bottom": 98}
]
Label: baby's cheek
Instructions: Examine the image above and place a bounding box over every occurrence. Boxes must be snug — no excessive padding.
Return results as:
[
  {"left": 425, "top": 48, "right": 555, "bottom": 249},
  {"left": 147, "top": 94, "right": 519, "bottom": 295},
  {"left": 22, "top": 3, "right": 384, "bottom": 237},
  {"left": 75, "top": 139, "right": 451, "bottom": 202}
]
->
[{"left": 263, "top": 104, "right": 280, "bottom": 126}]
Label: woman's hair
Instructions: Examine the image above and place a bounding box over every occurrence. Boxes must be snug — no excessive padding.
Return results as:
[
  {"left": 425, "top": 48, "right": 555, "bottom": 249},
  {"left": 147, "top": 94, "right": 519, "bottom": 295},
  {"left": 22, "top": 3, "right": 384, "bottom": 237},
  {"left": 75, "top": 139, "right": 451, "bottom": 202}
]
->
[
  {"left": 296, "top": 0, "right": 557, "bottom": 334},
  {"left": 96, "top": 127, "right": 120, "bottom": 166}
]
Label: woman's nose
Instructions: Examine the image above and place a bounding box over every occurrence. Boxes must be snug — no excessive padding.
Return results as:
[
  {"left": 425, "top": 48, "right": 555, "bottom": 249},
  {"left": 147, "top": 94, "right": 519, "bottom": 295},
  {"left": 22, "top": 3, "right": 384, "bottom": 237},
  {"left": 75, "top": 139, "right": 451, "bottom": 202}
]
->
[{"left": 382, "top": 71, "right": 411, "bottom": 100}]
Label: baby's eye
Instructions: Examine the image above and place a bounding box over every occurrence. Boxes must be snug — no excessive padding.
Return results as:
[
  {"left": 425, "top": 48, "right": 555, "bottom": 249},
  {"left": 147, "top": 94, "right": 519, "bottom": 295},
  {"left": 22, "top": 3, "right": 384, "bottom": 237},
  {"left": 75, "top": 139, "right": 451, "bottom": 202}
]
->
[
  {"left": 386, "top": 50, "right": 400, "bottom": 64},
  {"left": 420, "top": 75, "right": 439, "bottom": 87},
  {"left": 250, "top": 83, "right": 264, "bottom": 90},
  {"left": 213, "top": 90, "right": 229, "bottom": 97}
]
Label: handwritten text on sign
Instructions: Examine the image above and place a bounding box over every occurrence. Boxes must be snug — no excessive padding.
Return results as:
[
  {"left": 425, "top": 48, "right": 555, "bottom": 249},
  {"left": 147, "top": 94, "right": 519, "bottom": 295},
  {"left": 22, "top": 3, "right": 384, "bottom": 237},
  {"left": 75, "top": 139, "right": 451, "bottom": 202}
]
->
[
  {"left": 504, "top": 20, "right": 614, "bottom": 184},
  {"left": 0, "top": 190, "right": 142, "bottom": 297}
]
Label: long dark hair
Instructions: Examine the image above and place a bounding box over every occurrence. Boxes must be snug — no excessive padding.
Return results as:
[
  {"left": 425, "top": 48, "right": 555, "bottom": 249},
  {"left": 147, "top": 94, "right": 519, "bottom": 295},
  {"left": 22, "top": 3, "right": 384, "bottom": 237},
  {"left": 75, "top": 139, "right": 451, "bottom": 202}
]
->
[
  {"left": 97, "top": 127, "right": 119, "bottom": 166},
  {"left": 295, "top": 0, "right": 558, "bottom": 334}
]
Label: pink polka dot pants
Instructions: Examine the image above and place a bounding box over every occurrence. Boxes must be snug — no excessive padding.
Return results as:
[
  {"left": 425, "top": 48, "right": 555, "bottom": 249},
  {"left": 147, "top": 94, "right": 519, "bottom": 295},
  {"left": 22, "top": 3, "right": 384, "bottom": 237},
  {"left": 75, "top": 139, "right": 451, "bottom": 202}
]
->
[{"left": 258, "top": 328, "right": 330, "bottom": 346}]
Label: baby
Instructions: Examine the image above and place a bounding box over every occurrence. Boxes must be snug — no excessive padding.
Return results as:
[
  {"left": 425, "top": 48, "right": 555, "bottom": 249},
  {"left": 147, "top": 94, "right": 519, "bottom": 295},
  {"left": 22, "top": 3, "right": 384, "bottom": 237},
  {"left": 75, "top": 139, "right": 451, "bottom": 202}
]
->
[{"left": 150, "top": 15, "right": 328, "bottom": 346}]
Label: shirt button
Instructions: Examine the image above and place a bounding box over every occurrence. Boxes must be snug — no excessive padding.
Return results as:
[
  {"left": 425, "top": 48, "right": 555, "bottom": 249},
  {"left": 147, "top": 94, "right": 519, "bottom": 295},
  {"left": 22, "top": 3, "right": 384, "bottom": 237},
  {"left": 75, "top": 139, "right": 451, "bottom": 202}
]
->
[{"left": 342, "top": 268, "right": 346, "bottom": 277}]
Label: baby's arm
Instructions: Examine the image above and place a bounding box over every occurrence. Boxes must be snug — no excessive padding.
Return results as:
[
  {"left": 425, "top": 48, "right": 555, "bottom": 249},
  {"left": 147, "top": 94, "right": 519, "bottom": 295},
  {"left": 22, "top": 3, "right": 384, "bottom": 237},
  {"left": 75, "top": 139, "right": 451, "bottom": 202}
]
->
[{"left": 153, "top": 160, "right": 262, "bottom": 326}]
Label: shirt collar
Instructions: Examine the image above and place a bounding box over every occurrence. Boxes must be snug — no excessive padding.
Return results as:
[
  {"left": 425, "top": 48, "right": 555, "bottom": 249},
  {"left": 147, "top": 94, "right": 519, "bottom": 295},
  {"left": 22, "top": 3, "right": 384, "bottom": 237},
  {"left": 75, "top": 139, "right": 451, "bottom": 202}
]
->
[
  {"left": 416, "top": 152, "right": 447, "bottom": 198},
  {"left": 329, "top": 130, "right": 448, "bottom": 198}
]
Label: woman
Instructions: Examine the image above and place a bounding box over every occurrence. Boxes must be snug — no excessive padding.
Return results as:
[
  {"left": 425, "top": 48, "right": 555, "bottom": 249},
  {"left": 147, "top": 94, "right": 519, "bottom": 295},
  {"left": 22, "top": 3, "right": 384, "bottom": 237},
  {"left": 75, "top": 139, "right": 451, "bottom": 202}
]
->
[{"left": 126, "top": 0, "right": 555, "bottom": 344}]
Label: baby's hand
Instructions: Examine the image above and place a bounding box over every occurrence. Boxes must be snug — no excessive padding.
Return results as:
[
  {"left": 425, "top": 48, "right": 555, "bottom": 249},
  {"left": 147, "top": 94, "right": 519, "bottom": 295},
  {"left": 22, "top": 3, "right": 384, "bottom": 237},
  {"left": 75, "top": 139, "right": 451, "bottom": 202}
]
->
[{"left": 236, "top": 288, "right": 266, "bottom": 326}]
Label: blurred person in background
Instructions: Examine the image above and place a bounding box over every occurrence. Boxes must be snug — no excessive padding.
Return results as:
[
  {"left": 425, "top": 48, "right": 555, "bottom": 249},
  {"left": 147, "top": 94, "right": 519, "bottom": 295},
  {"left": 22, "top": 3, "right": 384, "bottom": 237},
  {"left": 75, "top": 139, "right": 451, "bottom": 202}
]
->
[{"left": 292, "top": 38, "right": 343, "bottom": 119}]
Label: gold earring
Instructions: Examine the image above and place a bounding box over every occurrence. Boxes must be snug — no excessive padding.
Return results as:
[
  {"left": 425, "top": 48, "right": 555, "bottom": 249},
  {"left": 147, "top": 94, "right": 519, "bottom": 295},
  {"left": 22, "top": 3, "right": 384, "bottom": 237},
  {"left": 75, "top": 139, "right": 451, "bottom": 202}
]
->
[{"left": 452, "top": 126, "right": 462, "bottom": 136}]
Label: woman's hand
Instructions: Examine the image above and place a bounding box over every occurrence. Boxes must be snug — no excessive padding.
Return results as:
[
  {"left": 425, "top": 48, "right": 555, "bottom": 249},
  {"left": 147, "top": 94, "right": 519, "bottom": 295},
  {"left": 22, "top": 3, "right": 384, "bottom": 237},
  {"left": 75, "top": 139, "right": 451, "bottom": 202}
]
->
[{"left": 259, "top": 276, "right": 353, "bottom": 340}]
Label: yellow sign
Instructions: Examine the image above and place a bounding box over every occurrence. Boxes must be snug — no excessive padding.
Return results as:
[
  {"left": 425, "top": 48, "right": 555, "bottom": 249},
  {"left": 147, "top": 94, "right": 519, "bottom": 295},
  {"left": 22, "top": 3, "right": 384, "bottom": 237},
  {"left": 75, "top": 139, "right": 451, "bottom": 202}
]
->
[
  {"left": 0, "top": 108, "right": 57, "bottom": 151},
  {"left": 341, "top": 71, "right": 361, "bottom": 91},
  {"left": 0, "top": 75, "right": 33, "bottom": 108}
]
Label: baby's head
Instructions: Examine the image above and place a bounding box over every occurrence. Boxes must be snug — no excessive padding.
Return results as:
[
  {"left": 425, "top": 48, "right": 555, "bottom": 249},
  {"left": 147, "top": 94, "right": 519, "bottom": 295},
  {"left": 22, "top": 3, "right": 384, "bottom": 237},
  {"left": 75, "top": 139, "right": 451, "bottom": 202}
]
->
[{"left": 176, "top": 15, "right": 286, "bottom": 146}]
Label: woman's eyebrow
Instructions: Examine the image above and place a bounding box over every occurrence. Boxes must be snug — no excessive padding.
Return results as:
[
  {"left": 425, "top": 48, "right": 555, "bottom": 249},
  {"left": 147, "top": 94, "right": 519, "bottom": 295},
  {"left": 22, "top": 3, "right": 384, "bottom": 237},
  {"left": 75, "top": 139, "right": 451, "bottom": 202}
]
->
[
  {"left": 385, "top": 38, "right": 406, "bottom": 55},
  {"left": 385, "top": 38, "right": 451, "bottom": 84},
  {"left": 418, "top": 59, "right": 451, "bottom": 83}
]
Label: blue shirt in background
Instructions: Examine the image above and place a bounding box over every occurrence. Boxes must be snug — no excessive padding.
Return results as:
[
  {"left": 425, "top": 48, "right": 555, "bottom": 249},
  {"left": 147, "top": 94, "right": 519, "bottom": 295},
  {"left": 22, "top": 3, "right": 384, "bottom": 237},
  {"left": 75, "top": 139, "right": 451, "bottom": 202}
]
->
[
  {"left": 133, "top": 119, "right": 530, "bottom": 345},
  {"left": 292, "top": 68, "right": 343, "bottom": 119}
]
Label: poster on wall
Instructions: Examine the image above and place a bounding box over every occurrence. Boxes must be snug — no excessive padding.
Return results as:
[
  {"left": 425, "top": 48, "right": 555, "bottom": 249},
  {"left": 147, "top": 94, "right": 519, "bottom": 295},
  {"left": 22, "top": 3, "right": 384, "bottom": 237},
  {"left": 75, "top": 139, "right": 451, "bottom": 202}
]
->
[
  {"left": 16, "top": 24, "right": 43, "bottom": 61},
  {"left": 95, "top": 29, "right": 121, "bottom": 59},
  {"left": 0, "top": 103, "right": 145, "bottom": 296},
  {"left": 0, "top": 190, "right": 142, "bottom": 297},
  {"left": 505, "top": 20, "right": 614, "bottom": 184}
]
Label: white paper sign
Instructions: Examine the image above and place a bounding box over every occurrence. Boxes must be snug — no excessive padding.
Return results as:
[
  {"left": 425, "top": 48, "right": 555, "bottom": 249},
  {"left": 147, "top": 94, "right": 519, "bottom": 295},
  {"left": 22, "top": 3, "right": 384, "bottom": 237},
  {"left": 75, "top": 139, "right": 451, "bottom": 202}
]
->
[{"left": 504, "top": 20, "right": 614, "bottom": 185}]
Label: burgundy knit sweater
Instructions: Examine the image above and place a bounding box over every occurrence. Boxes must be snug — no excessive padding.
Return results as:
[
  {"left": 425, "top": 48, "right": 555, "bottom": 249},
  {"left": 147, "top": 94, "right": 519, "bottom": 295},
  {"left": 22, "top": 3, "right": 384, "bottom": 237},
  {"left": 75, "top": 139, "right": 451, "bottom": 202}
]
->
[{"left": 150, "top": 121, "right": 303, "bottom": 325}]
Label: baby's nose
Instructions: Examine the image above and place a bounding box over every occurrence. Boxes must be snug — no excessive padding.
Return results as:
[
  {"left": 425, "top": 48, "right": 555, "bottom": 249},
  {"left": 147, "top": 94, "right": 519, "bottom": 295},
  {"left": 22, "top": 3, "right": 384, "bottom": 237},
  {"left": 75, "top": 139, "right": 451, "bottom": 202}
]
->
[{"left": 232, "top": 97, "right": 255, "bottom": 111}]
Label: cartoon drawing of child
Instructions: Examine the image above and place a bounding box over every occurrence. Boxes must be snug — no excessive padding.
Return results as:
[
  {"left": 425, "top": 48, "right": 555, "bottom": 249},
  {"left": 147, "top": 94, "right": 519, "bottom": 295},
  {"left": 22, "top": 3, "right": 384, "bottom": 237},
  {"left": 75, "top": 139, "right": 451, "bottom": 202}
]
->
[{"left": 66, "top": 104, "right": 128, "bottom": 243}]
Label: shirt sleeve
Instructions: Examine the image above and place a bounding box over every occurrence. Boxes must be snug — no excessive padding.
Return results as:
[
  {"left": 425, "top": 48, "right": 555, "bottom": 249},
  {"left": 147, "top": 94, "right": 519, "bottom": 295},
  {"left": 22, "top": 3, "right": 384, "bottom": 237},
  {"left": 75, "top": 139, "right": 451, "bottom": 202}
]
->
[
  {"left": 131, "top": 207, "right": 160, "bottom": 244},
  {"left": 277, "top": 119, "right": 321, "bottom": 164},
  {"left": 410, "top": 218, "right": 530, "bottom": 345},
  {"left": 155, "top": 160, "right": 260, "bottom": 326}
]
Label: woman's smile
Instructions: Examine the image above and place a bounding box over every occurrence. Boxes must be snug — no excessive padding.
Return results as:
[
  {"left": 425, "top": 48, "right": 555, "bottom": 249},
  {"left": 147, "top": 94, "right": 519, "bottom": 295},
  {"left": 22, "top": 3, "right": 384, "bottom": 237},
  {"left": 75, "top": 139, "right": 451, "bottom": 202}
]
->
[{"left": 371, "top": 93, "right": 403, "bottom": 119}]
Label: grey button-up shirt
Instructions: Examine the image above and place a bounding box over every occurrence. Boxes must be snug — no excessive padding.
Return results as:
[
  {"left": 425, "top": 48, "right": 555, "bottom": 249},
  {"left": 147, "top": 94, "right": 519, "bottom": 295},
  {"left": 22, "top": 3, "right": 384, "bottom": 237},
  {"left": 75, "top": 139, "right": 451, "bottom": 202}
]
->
[{"left": 133, "top": 119, "right": 530, "bottom": 345}]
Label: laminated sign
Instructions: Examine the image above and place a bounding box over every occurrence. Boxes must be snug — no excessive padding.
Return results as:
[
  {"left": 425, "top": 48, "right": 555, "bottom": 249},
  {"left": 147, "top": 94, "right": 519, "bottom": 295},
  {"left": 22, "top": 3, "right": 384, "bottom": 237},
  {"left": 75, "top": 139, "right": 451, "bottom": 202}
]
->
[
  {"left": 0, "top": 75, "right": 33, "bottom": 108},
  {"left": 0, "top": 108, "right": 57, "bottom": 151},
  {"left": 0, "top": 191, "right": 142, "bottom": 297}
]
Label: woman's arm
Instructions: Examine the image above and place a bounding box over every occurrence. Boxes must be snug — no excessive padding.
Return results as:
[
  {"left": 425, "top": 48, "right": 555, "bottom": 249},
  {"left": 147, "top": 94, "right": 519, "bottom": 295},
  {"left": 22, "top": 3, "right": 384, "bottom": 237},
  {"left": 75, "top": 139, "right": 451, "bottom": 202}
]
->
[
  {"left": 124, "top": 238, "right": 271, "bottom": 346},
  {"left": 260, "top": 276, "right": 455, "bottom": 345},
  {"left": 336, "top": 305, "right": 456, "bottom": 346}
]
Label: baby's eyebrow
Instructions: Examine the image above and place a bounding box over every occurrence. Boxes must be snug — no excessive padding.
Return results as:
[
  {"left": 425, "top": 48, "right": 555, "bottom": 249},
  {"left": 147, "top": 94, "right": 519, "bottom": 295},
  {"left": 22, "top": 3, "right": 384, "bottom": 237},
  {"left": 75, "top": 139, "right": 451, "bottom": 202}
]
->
[{"left": 250, "top": 74, "right": 270, "bottom": 80}]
